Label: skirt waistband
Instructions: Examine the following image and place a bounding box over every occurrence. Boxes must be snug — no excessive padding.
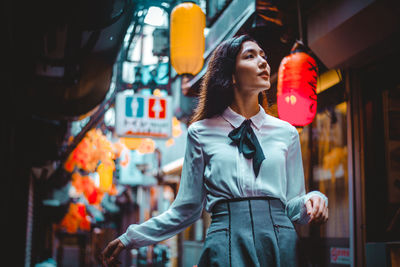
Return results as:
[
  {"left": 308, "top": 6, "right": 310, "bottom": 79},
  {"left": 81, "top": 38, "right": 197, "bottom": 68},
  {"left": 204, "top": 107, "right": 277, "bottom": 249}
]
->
[{"left": 211, "top": 196, "right": 284, "bottom": 216}]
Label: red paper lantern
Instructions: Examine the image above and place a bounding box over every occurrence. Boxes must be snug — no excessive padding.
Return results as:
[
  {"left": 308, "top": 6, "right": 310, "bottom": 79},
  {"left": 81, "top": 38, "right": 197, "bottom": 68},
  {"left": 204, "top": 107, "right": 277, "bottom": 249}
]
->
[{"left": 277, "top": 42, "right": 318, "bottom": 126}]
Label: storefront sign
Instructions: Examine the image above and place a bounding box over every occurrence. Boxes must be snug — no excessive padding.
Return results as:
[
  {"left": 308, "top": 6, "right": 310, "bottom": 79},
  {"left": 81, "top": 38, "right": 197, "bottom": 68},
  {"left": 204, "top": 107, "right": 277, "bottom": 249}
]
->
[
  {"left": 330, "top": 247, "right": 350, "bottom": 265},
  {"left": 115, "top": 92, "right": 172, "bottom": 138}
]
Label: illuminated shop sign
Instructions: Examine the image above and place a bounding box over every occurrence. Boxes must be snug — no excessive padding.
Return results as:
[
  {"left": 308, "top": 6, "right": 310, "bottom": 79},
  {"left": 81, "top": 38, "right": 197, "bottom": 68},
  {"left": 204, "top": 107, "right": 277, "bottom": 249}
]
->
[
  {"left": 330, "top": 247, "right": 350, "bottom": 265},
  {"left": 115, "top": 92, "right": 172, "bottom": 138}
]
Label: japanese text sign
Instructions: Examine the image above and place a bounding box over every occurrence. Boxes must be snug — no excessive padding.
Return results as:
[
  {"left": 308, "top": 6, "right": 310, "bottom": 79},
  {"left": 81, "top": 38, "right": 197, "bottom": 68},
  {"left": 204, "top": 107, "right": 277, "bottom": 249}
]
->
[{"left": 115, "top": 92, "right": 172, "bottom": 138}]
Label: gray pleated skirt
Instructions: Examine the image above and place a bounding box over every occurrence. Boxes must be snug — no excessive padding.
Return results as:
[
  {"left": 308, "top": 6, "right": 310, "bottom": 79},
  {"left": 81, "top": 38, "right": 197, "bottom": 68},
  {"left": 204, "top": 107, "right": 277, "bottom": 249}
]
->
[{"left": 198, "top": 197, "right": 299, "bottom": 267}]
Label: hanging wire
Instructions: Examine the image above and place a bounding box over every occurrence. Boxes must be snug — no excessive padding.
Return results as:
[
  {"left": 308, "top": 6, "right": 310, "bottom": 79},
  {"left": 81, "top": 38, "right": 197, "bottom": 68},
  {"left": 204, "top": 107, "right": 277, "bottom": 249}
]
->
[
  {"left": 296, "top": 0, "right": 304, "bottom": 44},
  {"left": 125, "top": 8, "right": 148, "bottom": 61}
]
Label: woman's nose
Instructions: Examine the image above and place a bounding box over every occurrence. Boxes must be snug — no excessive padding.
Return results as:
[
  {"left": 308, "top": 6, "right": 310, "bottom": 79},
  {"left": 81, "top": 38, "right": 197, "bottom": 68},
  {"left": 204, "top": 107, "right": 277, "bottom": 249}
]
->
[{"left": 259, "top": 58, "right": 267, "bottom": 69}]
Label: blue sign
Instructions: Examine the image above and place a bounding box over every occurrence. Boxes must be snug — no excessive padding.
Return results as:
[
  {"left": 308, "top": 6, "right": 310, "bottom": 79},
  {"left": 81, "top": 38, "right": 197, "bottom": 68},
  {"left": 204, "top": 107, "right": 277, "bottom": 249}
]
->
[{"left": 125, "top": 96, "right": 144, "bottom": 118}]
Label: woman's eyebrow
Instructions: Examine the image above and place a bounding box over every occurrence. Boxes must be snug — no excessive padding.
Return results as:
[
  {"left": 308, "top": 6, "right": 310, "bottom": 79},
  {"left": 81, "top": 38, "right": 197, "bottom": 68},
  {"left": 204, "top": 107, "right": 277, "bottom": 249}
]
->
[{"left": 242, "top": 48, "right": 265, "bottom": 55}]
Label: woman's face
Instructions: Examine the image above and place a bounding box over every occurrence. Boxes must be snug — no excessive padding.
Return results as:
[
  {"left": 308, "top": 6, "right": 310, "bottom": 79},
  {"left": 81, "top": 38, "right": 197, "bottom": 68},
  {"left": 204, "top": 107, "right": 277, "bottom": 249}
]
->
[{"left": 233, "top": 41, "right": 271, "bottom": 94}]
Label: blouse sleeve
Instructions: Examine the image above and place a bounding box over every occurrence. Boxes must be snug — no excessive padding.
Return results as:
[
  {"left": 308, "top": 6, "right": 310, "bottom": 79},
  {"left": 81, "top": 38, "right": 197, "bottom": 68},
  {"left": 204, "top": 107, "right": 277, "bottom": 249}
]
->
[
  {"left": 285, "top": 126, "right": 328, "bottom": 225},
  {"left": 119, "top": 125, "right": 206, "bottom": 248}
]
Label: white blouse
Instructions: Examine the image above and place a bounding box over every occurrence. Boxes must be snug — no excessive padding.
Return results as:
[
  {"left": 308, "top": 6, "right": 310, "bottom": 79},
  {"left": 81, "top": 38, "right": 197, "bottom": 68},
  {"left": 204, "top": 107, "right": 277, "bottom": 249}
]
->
[{"left": 119, "top": 105, "right": 327, "bottom": 248}]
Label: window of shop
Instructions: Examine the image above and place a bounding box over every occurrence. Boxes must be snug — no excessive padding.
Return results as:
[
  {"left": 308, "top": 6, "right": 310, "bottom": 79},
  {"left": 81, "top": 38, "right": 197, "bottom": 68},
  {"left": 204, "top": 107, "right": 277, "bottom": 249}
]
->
[{"left": 296, "top": 77, "right": 350, "bottom": 266}]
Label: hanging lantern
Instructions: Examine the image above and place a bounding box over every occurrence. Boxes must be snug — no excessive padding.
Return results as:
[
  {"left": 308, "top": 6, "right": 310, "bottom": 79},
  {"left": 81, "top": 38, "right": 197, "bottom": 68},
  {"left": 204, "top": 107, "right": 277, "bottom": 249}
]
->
[
  {"left": 120, "top": 137, "right": 143, "bottom": 150},
  {"left": 277, "top": 41, "right": 318, "bottom": 126},
  {"left": 97, "top": 163, "right": 113, "bottom": 192},
  {"left": 172, "top": 116, "right": 182, "bottom": 137},
  {"left": 137, "top": 138, "right": 155, "bottom": 154},
  {"left": 64, "top": 128, "right": 116, "bottom": 173},
  {"left": 170, "top": 2, "right": 205, "bottom": 75},
  {"left": 59, "top": 202, "right": 91, "bottom": 233}
]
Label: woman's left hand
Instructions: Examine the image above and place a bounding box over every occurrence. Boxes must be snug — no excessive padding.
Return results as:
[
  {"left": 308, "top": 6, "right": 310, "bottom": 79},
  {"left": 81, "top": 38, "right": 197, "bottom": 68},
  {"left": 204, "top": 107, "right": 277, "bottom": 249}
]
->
[
  {"left": 101, "top": 238, "right": 125, "bottom": 267},
  {"left": 305, "top": 196, "right": 328, "bottom": 224}
]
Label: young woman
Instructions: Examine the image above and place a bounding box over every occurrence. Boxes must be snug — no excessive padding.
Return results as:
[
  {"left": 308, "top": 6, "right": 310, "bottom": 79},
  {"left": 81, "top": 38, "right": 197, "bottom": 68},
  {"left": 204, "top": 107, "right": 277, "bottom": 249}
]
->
[{"left": 102, "top": 35, "right": 328, "bottom": 267}]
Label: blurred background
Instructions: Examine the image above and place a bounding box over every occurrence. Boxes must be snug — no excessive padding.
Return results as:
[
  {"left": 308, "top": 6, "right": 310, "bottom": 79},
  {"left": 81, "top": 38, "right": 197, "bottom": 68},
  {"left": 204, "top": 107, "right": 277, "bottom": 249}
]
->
[{"left": 1, "top": 0, "right": 400, "bottom": 266}]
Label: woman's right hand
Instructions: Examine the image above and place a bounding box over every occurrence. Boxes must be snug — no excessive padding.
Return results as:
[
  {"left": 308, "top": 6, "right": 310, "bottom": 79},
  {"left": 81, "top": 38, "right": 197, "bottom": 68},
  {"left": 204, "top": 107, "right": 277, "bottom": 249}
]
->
[
  {"left": 101, "top": 238, "right": 125, "bottom": 267},
  {"left": 305, "top": 195, "right": 328, "bottom": 224}
]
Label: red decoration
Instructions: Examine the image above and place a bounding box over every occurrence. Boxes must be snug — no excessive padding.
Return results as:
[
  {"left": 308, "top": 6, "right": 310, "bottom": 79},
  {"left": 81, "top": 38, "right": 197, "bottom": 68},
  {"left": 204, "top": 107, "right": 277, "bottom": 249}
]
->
[
  {"left": 59, "top": 202, "right": 91, "bottom": 233},
  {"left": 71, "top": 172, "right": 104, "bottom": 205},
  {"left": 64, "top": 128, "right": 116, "bottom": 173},
  {"left": 277, "top": 42, "right": 318, "bottom": 126}
]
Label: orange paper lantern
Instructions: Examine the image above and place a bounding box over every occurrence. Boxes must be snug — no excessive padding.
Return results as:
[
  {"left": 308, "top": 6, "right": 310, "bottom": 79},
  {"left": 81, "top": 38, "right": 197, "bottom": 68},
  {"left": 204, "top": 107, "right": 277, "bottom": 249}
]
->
[
  {"left": 64, "top": 128, "right": 116, "bottom": 173},
  {"left": 277, "top": 42, "right": 318, "bottom": 126},
  {"left": 71, "top": 172, "right": 104, "bottom": 205},
  {"left": 59, "top": 202, "right": 91, "bottom": 233},
  {"left": 137, "top": 138, "right": 156, "bottom": 154}
]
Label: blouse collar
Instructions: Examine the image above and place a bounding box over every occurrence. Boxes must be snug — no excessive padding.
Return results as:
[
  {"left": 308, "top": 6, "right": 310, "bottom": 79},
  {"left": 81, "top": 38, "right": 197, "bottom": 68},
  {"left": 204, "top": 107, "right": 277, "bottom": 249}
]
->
[{"left": 222, "top": 104, "right": 266, "bottom": 131}]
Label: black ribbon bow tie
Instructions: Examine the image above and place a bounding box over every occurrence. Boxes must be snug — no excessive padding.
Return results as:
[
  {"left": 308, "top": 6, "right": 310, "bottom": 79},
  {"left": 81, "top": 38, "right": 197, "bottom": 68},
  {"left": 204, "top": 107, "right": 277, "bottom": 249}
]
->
[{"left": 228, "top": 119, "right": 265, "bottom": 177}]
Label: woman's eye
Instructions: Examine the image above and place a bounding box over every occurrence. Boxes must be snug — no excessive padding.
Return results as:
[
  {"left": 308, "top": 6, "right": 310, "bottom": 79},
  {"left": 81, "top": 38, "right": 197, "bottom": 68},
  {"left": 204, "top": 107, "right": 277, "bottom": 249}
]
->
[
  {"left": 245, "top": 54, "right": 254, "bottom": 59},
  {"left": 260, "top": 54, "right": 267, "bottom": 60}
]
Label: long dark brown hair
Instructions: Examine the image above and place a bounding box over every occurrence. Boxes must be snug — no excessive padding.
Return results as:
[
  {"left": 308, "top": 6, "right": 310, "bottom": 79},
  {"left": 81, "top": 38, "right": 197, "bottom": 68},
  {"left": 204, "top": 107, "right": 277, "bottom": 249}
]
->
[{"left": 189, "top": 35, "right": 263, "bottom": 124}]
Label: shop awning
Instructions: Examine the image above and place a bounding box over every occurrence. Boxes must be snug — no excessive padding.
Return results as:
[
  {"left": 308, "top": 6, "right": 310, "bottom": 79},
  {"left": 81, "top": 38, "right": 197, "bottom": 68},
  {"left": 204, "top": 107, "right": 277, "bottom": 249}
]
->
[{"left": 307, "top": 0, "right": 400, "bottom": 68}]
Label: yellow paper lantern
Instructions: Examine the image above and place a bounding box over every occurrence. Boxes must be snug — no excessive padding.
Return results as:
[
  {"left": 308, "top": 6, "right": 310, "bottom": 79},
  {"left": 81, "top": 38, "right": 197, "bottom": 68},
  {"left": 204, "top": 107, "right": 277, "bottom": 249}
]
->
[
  {"left": 97, "top": 163, "right": 113, "bottom": 192},
  {"left": 172, "top": 116, "right": 182, "bottom": 137},
  {"left": 170, "top": 2, "right": 205, "bottom": 75},
  {"left": 120, "top": 137, "right": 143, "bottom": 150},
  {"left": 153, "top": 88, "right": 162, "bottom": 96}
]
